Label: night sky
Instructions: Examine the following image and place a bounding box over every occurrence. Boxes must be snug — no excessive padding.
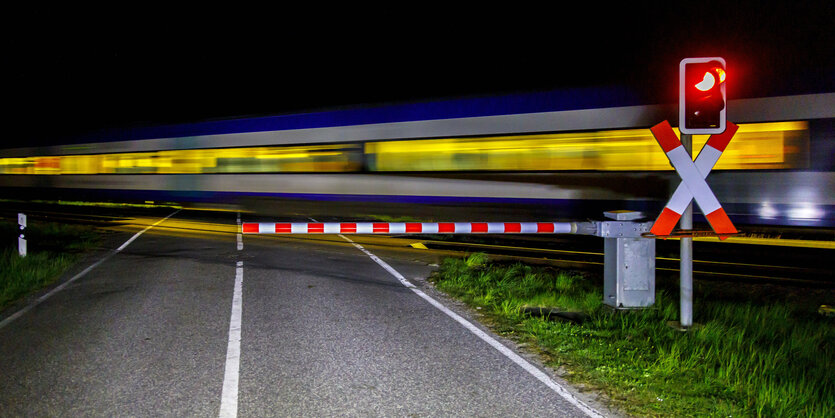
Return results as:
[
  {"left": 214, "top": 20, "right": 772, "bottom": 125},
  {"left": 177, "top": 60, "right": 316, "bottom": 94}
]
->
[{"left": 3, "top": 3, "right": 833, "bottom": 147}]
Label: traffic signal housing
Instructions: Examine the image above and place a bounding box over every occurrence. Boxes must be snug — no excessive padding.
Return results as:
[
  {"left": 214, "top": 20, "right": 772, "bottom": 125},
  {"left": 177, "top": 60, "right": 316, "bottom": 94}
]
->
[{"left": 679, "top": 57, "right": 726, "bottom": 134}]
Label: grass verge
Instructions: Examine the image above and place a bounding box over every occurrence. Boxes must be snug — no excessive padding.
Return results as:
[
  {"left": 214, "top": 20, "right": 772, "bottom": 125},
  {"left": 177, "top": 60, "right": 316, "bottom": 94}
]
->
[
  {"left": 1, "top": 220, "right": 100, "bottom": 311},
  {"left": 430, "top": 253, "right": 834, "bottom": 417}
]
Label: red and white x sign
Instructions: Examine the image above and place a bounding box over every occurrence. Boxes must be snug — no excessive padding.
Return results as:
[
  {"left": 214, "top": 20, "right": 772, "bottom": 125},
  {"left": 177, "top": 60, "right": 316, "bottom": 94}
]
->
[{"left": 650, "top": 120, "right": 739, "bottom": 238}]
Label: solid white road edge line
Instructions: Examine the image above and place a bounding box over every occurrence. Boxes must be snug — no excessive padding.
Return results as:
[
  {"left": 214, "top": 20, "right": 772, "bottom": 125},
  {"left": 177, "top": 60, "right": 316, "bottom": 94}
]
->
[
  {"left": 0, "top": 209, "right": 181, "bottom": 330},
  {"left": 338, "top": 234, "right": 605, "bottom": 418},
  {"left": 219, "top": 261, "right": 244, "bottom": 418}
]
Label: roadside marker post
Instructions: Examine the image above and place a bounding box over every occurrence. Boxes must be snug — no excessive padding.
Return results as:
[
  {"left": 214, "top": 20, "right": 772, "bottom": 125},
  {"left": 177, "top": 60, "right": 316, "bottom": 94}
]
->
[{"left": 18, "top": 213, "right": 27, "bottom": 257}]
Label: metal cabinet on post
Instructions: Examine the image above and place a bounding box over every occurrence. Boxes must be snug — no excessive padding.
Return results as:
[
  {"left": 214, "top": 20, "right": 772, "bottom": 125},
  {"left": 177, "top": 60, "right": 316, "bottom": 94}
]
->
[{"left": 600, "top": 211, "right": 655, "bottom": 308}]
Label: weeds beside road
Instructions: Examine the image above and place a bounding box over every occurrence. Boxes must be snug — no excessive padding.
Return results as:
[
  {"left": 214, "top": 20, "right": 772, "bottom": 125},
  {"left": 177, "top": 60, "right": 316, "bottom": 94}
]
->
[
  {"left": 430, "top": 253, "right": 834, "bottom": 417},
  {"left": 0, "top": 221, "right": 99, "bottom": 311}
]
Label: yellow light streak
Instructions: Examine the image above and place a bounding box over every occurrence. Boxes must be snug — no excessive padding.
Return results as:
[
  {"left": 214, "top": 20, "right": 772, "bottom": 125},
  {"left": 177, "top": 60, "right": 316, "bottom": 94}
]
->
[
  {"left": 368, "top": 121, "right": 806, "bottom": 171},
  {"left": 0, "top": 121, "right": 809, "bottom": 174}
]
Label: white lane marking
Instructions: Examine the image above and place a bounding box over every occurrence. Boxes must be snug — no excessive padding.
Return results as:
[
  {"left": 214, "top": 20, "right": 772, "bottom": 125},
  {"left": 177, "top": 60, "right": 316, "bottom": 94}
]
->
[
  {"left": 338, "top": 234, "right": 605, "bottom": 418},
  {"left": 0, "top": 209, "right": 181, "bottom": 330},
  {"left": 236, "top": 212, "right": 243, "bottom": 251},
  {"left": 219, "top": 261, "right": 244, "bottom": 418},
  {"left": 116, "top": 210, "right": 181, "bottom": 252}
]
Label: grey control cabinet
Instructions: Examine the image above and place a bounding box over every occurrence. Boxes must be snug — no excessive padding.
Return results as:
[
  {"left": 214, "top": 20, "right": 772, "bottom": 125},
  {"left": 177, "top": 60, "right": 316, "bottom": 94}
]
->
[{"left": 600, "top": 211, "right": 655, "bottom": 308}]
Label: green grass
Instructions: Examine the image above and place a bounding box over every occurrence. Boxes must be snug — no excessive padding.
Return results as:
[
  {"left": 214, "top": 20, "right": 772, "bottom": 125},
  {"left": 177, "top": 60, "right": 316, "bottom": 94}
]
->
[
  {"left": 1, "top": 221, "right": 100, "bottom": 311},
  {"left": 430, "top": 253, "right": 835, "bottom": 417}
]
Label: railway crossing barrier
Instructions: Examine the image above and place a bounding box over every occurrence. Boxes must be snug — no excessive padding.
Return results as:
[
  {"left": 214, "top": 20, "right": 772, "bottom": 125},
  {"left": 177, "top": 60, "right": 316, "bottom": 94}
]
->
[
  {"left": 238, "top": 122, "right": 739, "bottom": 314},
  {"left": 242, "top": 211, "right": 656, "bottom": 309}
]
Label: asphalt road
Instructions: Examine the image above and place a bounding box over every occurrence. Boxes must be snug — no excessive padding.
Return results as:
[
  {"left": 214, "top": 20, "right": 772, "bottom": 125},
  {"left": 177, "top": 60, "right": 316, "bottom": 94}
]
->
[{"left": 0, "top": 209, "right": 609, "bottom": 417}]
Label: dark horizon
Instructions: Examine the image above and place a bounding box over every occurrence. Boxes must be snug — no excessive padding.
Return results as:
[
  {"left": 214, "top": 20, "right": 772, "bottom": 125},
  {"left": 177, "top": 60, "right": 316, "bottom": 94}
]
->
[{"left": 3, "top": 3, "right": 833, "bottom": 146}]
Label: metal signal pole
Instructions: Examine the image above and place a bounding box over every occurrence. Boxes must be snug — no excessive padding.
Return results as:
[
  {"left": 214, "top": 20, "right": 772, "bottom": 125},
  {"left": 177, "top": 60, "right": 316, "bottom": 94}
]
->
[{"left": 679, "top": 133, "right": 693, "bottom": 328}]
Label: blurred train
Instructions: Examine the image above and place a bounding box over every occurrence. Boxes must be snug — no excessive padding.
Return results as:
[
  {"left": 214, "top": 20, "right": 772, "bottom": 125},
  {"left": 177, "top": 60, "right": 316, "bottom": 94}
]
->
[{"left": 1, "top": 89, "right": 833, "bottom": 228}]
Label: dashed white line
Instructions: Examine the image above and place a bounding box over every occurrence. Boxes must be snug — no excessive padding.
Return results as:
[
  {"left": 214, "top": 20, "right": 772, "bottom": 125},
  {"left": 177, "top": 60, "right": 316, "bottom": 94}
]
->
[
  {"left": 219, "top": 260, "right": 244, "bottom": 418},
  {"left": 236, "top": 212, "right": 243, "bottom": 251},
  {"left": 221, "top": 212, "right": 244, "bottom": 417},
  {"left": 337, "top": 234, "right": 605, "bottom": 418}
]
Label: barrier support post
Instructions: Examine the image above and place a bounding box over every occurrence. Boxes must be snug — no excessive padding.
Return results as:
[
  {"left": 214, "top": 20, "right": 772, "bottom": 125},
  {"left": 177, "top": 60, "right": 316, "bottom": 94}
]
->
[{"left": 599, "top": 211, "right": 655, "bottom": 309}]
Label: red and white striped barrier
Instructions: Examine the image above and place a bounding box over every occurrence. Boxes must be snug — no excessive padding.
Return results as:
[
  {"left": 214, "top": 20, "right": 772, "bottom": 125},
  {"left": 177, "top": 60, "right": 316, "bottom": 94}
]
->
[
  {"left": 649, "top": 120, "right": 738, "bottom": 237},
  {"left": 242, "top": 222, "right": 576, "bottom": 234}
]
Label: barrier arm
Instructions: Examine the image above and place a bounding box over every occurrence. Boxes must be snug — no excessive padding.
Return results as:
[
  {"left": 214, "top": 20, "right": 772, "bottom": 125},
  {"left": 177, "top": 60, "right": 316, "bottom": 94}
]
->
[{"left": 242, "top": 211, "right": 655, "bottom": 309}]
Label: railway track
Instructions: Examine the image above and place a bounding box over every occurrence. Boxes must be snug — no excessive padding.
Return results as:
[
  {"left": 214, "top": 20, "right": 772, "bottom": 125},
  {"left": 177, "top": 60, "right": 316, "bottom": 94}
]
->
[
  {"left": 3, "top": 202, "right": 833, "bottom": 287},
  {"left": 408, "top": 235, "right": 834, "bottom": 287}
]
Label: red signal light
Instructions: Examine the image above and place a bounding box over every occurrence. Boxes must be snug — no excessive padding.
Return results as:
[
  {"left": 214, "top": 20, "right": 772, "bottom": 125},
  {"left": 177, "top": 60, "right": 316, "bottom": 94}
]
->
[
  {"left": 679, "top": 57, "right": 727, "bottom": 134},
  {"left": 694, "top": 67, "right": 726, "bottom": 91},
  {"left": 695, "top": 72, "right": 716, "bottom": 91},
  {"left": 715, "top": 67, "right": 726, "bottom": 83}
]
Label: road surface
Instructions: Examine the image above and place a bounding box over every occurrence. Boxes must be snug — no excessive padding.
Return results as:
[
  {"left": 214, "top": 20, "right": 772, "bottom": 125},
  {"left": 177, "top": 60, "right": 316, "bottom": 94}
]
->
[{"left": 0, "top": 208, "right": 610, "bottom": 417}]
